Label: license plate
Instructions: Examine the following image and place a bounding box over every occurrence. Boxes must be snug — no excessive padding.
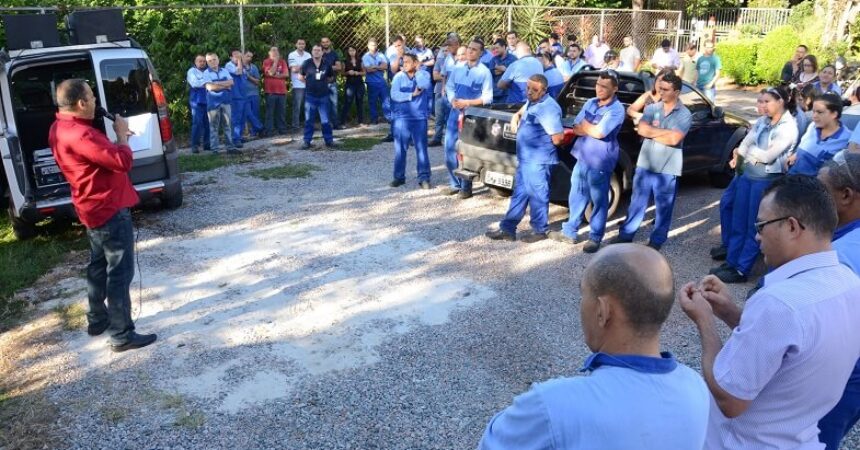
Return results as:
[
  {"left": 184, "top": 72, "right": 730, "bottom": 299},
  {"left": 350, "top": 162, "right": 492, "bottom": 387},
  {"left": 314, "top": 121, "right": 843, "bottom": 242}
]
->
[
  {"left": 502, "top": 123, "right": 516, "bottom": 140},
  {"left": 40, "top": 165, "right": 61, "bottom": 175},
  {"left": 484, "top": 170, "right": 513, "bottom": 189}
]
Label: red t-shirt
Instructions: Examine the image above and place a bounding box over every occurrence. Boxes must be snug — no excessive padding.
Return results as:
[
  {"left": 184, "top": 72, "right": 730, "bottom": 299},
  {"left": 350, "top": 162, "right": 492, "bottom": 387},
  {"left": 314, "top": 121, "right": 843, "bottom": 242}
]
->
[
  {"left": 49, "top": 113, "right": 139, "bottom": 229},
  {"left": 262, "top": 58, "right": 289, "bottom": 94}
]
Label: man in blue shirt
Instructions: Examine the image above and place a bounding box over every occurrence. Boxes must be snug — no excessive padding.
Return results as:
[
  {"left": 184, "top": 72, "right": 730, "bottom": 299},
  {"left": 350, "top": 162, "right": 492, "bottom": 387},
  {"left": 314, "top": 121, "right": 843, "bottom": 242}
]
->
[
  {"left": 487, "top": 39, "right": 517, "bottom": 104},
  {"left": 300, "top": 44, "right": 337, "bottom": 149},
  {"left": 445, "top": 39, "right": 494, "bottom": 198},
  {"left": 389, "top": 54, "right": 432, "bottom": 190},
  {"left": 817, "top": 152, "right": 860, "bottom": 450},
  {"left": 202, "top": 52, "right": 238, "bottom": 154},
  {"left": 411, "top": 35, "right": 436, "bottom": 117},
  {"left": 242, "top": 51, "right": 264, "bottom": 140},
  {"left": 499, "top": 43, "right": 544, "bottom": 104},
  {"left": 548, "top": 33, "right": 564, "bottom": 56},
  {"left": 225, "top": 49, "right": 248, "bottom": 148},
  {"left": 479, "top": 244, "right": 710, "bottom": 449},
  {"left": 430, "top": 34, "right": 461, "bottom": 147},
  {"left": 616, "top": 72, "right": 692, "bottom": 250},
  {"left": 540, "top": 53, "right": 565, "bottom": 98},
  {"left": 486, "top": 75, "right": 564, "bottom": 243},
  {"left": 186, "top": 54, "right": 210, "bottom": 153},
  {"left": 362, "top": 38, "right": 390, "bottom": 127},
  {"left": 549, "top": 71, "right": 625, "bottom": 253}
]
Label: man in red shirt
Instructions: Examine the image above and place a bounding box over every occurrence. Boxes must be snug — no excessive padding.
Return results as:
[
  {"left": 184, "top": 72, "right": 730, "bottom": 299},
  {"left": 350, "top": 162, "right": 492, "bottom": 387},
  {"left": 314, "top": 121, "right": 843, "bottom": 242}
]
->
[
  {"left": 49, "top": 79, "right": 157, "bottom": 352},
  {"left": 262, "top": 46, "right": 289, "bottom": 136}
]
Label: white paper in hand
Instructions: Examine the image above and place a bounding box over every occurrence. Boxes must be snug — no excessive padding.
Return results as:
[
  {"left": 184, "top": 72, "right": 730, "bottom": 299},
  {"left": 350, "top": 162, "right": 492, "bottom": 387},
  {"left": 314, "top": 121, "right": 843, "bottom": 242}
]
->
[{"left": 125, "top": 113, "right": 155, "bottom": 152}]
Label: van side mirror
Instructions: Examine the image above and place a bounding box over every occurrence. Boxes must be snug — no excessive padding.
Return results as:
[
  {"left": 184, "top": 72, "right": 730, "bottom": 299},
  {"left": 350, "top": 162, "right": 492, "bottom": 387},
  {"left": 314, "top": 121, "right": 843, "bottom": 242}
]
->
[{"left": 713, "top": 106, "right": 724, "bottom": 119}]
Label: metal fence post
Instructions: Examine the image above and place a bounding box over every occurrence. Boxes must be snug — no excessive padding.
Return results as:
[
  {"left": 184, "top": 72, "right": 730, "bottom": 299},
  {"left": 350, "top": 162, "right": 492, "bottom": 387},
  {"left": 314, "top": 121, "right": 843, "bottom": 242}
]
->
[
  {"left": 674, "top": 10, "right": 681, "bottom": 49},
  {"left": 507, "top": 6, "right": 512, "bottom": 32},
  {"left": 385, "top": 4, "right": 391, "bottom": 47},
  {"left": 599, "top": 10, "right": 605, "bottom": 39},
  {"left": 238, "top": 3, "right": 245, "bottom": 53}
]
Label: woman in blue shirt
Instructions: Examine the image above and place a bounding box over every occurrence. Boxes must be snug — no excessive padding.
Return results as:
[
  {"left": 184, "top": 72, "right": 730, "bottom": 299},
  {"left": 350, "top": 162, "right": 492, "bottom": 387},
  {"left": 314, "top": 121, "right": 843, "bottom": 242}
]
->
[
  {"left": 812, "top": 65, "right": 842, "bottom": 96},
  {"left": 554, "top": 44, "right": 587, "bottom": 82},
  {"left": 787, "top": 92, "right": 851, "bottom": 176}
]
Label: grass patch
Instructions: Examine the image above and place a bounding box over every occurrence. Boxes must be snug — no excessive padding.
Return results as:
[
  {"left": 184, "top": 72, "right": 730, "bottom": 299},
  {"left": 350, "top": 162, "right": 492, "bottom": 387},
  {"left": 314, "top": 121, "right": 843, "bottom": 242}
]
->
[
  {"left": 174, "top": 410, "right": 205, "bottom": 428},
  {"left": 187, "top": 175, "right": 218, "bottom": 186},
  {"left": 0, "top": 389, "right": 61, "bottom": 449},
  {"left": 0, "top": 215, "right": 88, "bottom": 329},
  {"left": 53, "top": 303, "right": 86, "bottom": 331},
  {"left": 334, "top": 136, "right": 382, "bottom": 152},
  {"left": 101, "top": 406, "right": 129, "bottom": 423},
  {"left": 178, "top": 152, "right": 253, "bottom": 173},
  {"left": 240, "top": 163, "right": 321, "bottom": 180}
]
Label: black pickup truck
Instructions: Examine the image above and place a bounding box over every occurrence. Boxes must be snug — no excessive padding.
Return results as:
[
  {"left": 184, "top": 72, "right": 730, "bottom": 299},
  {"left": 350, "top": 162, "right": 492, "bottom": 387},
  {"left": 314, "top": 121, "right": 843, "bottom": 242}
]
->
[{"left": 454, "top": 70, "right": 750, "bottom": 219}]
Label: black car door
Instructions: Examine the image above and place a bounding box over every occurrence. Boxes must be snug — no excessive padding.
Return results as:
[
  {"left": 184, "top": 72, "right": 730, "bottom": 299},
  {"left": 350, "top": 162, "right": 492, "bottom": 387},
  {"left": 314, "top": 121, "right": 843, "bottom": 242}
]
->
[{"left": 679, "top": 84, "right": 725, "bottom": 173}]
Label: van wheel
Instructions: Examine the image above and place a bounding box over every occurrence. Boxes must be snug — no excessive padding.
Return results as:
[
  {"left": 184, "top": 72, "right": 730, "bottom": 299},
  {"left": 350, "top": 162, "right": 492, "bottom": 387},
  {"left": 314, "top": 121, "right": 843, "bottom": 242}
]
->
[
  {"left": 162, "top": 185, "right": 183, "bottom": 210},
  {"left": 488, "top": 186, "right": 512, "bottom": 198},
  {"left": 584, "top": 171, "right": 622, "bottom": 223},
  {"left": 7, "top": 204, "right": 37, "bottom": 240}
]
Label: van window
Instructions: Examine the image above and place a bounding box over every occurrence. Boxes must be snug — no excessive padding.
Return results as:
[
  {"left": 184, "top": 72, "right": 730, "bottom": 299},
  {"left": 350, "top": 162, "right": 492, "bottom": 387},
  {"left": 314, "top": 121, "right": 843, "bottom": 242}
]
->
[{"left": 100, "top": 58, "right": 155, "bottom": 117}]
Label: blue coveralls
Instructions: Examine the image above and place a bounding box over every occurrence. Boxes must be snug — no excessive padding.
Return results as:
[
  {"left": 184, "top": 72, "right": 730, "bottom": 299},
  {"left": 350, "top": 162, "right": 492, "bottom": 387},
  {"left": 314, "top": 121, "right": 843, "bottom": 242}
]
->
[
  {"left": 433, "top": 53, "right": 459, "bottom": 141},
  {"left": 618, "top": 101, "right": 693, "bottom": 246},
  {"left": 243, "top": 63, "right": 264, "bottom": 138},
  {"left": 224, "top": 60, "right": 248, "bottom": 144},
  {"left": 499, "top": 94, "right": 563, "bottom": 236},
  {"left": 787, "top": 124, "right": 850, "bottom": 176},
  {"left": 186, "top": 66, "right": 210, "bottom": 150},
  {"left": 445, "top": 62, "right": 494, "bottom": 192},
  {"left": 488, "top": 52, "right": 518, "bottom": 104},
  {"left": 556, "top": 57, "right": 587, "bottom": 80},
  {"left": 500, "top": 55, "right": 544, "bottom": 104},
  {"left": 390, "top": 70, "right": 432, "bottom": 184},
  {"left": 560, "top": 96, "right": 626, "bottom": 243},
  {"left": 544, "top": 66, "right": 565, "bottom": 99},
  {"left": 363, "top": 52, "right": 390, "bottom": 124},
  {"left": 411, "top": 46, "right": 436, "bottom": 115}
]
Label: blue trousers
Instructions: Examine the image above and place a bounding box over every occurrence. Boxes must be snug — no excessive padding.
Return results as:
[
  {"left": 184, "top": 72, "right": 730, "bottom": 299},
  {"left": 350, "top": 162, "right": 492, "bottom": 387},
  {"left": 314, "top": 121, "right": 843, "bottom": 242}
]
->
[
  {"left": 207, "top": 103, "right": 234, "bottom": 150},
  {"left": 444, "top": 109, "right": 472, "bottom": 191},
  {"left": 433, "top": 93, "right": 450, "bottom": 141},
  {"left": 328, "top": 83, "right": 340, "bottom": 128},
  {"left": 367, "top": 82, "right": 389, "bottom": 123},
  {"left": 86, "top": 209, "right": 136, "bottom": 345},
  {"left": 719, "top": 176, "right": 739, "bottom": 248},
  {"left": 727, "top": 175, "right": 771, "bottom": 275},
  {"left": 265, "top": 93, "right": 288, "bottom": 134},
  {"left": 619, "top": 167, "right": 678, "bottom": 246},
  {"left": 562, "top": 163, "right": 611, "bottom": 243},
  {"left": 303, "top": 94, "right": 334, "bottom": 145},
  {"left": 244, "top": 95, "right": 263, "bottom": 136},
  {"left": 230, "top": 98, "right": 246, "bottom": 143},
  {"left": 818, "top": 373, "right": 860, "bottom": 450},
  {"left": 393, "top": 118, "right": 431, "bottom": 183},
  {"left": 500, "top": 163, "right": 552, "bottom": 235},
  {"left": 190, "top": 102, "right": 210, "bottom": 150}
]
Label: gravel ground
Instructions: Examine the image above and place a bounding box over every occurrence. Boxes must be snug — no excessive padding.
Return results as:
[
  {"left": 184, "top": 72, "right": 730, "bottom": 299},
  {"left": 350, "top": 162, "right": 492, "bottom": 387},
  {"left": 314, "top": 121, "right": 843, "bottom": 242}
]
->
[{"left": 3, "top": 108, "right": 858, "bottom": 449}]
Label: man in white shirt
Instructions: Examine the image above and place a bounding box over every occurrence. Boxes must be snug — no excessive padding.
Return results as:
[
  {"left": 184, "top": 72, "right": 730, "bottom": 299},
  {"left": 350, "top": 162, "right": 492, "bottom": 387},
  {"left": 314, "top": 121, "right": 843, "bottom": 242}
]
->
[
  {"left": 651, "top": 39, "right": 681, "bottom": 71},
  {"left": 619, "top": 36, "right": 641, "bottom": 72},
  {"left": 288, "top": 38, "right": 312, "bottom": 130}
]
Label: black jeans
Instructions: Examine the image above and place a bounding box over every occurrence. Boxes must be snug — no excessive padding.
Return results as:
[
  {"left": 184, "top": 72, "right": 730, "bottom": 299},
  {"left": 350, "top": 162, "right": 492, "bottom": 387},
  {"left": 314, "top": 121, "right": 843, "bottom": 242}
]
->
[
  {"left": 340, "top": 81, "right": 365, "bottom": 125},
  {"left": 86, "top": 208, "right": 135, "bottom": 344}
]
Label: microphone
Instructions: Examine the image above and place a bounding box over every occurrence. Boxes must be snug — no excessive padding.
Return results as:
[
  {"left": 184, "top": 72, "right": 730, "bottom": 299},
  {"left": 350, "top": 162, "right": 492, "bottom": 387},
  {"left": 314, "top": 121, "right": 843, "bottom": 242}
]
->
[{"left": 95, "top": 106, "right": 116, "bottom": 122}]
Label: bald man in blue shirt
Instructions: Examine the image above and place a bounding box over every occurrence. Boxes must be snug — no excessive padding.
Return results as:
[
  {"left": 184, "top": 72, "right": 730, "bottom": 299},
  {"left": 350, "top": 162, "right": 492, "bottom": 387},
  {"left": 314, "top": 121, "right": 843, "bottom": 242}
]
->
[
  {"left": 499, "top": 43, "right": 544, "bottom": 104},
  {"left": 444, "top": 39, "right": 493, "bottom": 198},
  {"left": 389, "top": 54, "right": 432, "bottom": 189}
]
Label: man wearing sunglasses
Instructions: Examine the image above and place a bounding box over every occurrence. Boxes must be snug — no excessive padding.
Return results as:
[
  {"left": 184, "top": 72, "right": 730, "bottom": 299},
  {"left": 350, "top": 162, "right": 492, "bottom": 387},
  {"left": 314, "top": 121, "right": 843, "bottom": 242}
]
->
[{"left": 679, "top": 175, "right": 860, "bottom": 449}]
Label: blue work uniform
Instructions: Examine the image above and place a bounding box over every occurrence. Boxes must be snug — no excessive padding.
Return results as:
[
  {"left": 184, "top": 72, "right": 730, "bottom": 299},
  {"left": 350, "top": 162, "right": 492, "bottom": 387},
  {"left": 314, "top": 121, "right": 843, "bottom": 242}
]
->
[
  {"left": 819, "top": 219, "right": 860, "bottom": 450},
  {"left": 488, "top": 52, "right": 518, "bottom": 103},
  {"left": 363, "top": 51, "right": 390, "bottom": 124},
  {"left": 202, "top": 66, "right": 235, "bottom": 150},
  {"left": 853, "top": 124, "right": 860, "bottom": 145},
  {"left": 480, "top": 49, "right": 494, "bottom": 66},
  {"left": 500, "top": 55, "right": 544, "bottom": 104},
  {"left": 224, "top": 60, "right": 249, "bottom": 144},
  {"left": 812, "top": 81, "right": 842, "bottom": 96},
  {"left": 619, "top": 101, "right": 693, "bottom": 247},
  {"left": 445, "top": 62, "right": 493, "bottom": 192},
  {"left": 544, "top": 66, "right": 565, "bottom": 98},
  {"left": 187, "top": 66, "right": 210, "bottom": 150},
  {"left": 300, "top": 58, "right": 336, "bottom": 145},
  {"left": 390, "top": 70, "right": 432, "bottom": 184},
  {"left": 242, "top": 63, "right": 264, "bottom": 138},
  {"left": 499, "top": 94, "right": 563, "bottom": 235},
  {"left": 555, "top": 57, "right": 587, "bottom": 79},
  {"left": 433, "top": 54, "right": 461, "bottom": 142},
  {"left": 787, "top": 124, "right": 851, "bottom": 176},
  {"left": 560, "top": 97, "right": 625, "bottom": 243}
]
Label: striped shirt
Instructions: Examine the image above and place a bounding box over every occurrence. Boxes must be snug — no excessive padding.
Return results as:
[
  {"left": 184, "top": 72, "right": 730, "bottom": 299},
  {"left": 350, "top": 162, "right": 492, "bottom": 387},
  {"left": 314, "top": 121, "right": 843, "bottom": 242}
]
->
[{"left": 706, "top": 251, "right": 860, "bottom": 449}]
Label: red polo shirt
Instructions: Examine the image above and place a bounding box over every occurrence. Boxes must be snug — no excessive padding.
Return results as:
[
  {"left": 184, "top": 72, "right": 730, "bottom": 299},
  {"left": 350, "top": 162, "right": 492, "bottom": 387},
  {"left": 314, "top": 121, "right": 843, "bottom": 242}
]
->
[
  {"left": 262, "top": 58, "right": 289, "bottom": 94},
  {"left": 49, "top": 113, "right": 139, "bottom": 229}
]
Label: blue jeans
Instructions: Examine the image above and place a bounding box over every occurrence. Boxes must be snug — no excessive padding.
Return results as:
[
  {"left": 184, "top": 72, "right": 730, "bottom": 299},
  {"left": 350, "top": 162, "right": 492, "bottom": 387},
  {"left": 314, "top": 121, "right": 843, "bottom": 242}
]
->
[
  {"left": 86, "top": 209, "right": 136, "bottom": 345},
  {"left": 366, "top": 82, "right": 388, "bottom": 123},
  {"left": 719, "top": 175, "right": 739, "bottom": 248},
  {"left": 562, "top": 163, "right": 611, "bottom": 243},
  {"left": 291, "top": 88, "right": 305, "bottom": 129},
  {"left": 265, "top": 93, "right": 288, "bottom": 134},
  {"left": 340, "top": 82, "right": 365, "bottom": 125},
  {"left": 433, "top": 93, "right": 450, "bottom": 141},
  {"left": 727, "top": 175, "right": 772, "bottom": 275},
  {"left": 700, "top": 86, "right": 716, "bottom": 102},
  {"left": 328, "top": 83, "right": 340, "bottom": 128},
  {"left": 619, "top": 167, "right": 678, "bottom": 246},
  {"left": 303, "top": 94, "right": 334, "bottom": 145},
  {"left": 230, "top": 98, "right": 246, "bottom": 143},
  {"left": 393, "top": 118, "right": 430, "bottom": 183},
  {"left": 244, "top": 95, "right": 263, "bottom": 136},
  {"left": 207, "top": 103, "right": 234, "bottom": 150},
  {"left": 190, "top": 102, "right": 210, "bottom": 150},
  {"left": 500, "top": 163, "right": 553, "bottom": 235},
  {"left": 818, "top": 372, "right": 860, "bottom": 450},
  {"left": 444, "top": 108, "right": 471, "bottom": 191}
]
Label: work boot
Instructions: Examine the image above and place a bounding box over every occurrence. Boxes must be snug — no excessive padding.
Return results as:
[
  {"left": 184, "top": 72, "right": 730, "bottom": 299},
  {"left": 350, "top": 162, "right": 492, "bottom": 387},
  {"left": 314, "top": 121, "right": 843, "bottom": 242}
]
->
[
  {"left": 110, "top": 333, "right": 157, "bottom": 353},
  {"left": 710, "top": 245, "right": 728, "bottom": 261},
  {"left": 485, "top": 229, "right": 516, "bottom": 241},
  {"left": 519, "top": 233, "right": 547, "bottom": 243},
  {"left": 583, "top": 240, "right": 601, "bottom": 253},
  {"left": 547, "top": 230, "right": 576, "bottom": 244}
]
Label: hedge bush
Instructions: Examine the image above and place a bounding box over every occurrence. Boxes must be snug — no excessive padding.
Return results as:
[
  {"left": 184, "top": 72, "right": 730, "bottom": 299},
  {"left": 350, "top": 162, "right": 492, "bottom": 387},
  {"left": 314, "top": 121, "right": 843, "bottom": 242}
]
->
[
  {"left": 717, "top": 39, "right": 761, "bottom": 85},
  {"left": 753, "top": 25, "right": 801, "bottom": 84}
]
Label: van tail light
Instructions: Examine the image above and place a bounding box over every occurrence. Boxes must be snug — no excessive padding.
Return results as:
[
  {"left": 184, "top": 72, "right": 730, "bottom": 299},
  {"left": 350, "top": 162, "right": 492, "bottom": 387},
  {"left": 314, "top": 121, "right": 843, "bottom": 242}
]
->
[
  {"left": 458, "top": 113, "right": 464, "bottom": 132},
  {"left": 151, "top": 80, "right": 173, "bottom": 143}
]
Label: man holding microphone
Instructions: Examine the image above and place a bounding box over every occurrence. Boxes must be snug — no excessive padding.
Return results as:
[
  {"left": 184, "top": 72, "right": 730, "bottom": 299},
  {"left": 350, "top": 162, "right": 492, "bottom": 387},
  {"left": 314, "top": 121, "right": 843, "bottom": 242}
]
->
[{"left": 49, "top": 79, "right": 157, "bottom": 352}]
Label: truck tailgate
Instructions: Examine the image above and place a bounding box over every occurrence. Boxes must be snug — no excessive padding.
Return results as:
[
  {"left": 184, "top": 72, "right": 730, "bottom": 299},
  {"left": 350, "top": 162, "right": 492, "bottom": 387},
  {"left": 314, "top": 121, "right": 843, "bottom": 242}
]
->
[{"left": 459, "top": 104, "right": 519, "bottom": 156}]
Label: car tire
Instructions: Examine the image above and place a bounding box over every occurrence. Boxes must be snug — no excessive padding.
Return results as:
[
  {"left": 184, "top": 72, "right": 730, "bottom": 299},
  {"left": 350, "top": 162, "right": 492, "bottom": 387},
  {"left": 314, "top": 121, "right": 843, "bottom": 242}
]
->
[
  {"left": 7, "top": 203, "right": 37, "bottom": 240},
  {"left": 584, "top": 171, "right": 622, "bottom": 223},
  {"left": 162, "top": 185, "right": 183, "bottom": 210},
  {"left": 488, "top": 186, "right": 512, "bottom": 198}
]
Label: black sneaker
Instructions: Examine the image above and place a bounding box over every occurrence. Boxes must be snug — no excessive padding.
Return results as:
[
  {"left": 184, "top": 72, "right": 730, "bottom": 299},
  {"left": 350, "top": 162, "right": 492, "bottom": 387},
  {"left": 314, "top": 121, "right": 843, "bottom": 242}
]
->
[
  {"left": 440, "top": 187, "right": 459, "bottom": 196},
  {"left": 646, "top": 240, "right": 662, "bottom": 251},
  {"left": 87, "top": 321, "right": 110, "bottom": 337},
  {"left": 485, "top": 229, "right": 516, "bottom": 241},
  {"left": 520, "top": 233, "right": 547, "bottom": 243},
  {"left": 458, "top": 190, "right": 473, "bottom": 199},
  {"left": 191, "top": 147, "right": 200, "bottom": 154},
  {"left": 611, "top": 236, "right": 634, "bottom": 245},
  {"left": 325, "top": 141, "right": 339, "bottom": 149},
  {"left": 419, "top": 181, "right": 431, "bottom": 190},
  {"left": 713, "top": 267, "right": 748, "bottom": 284},
  {"left": 709, "top": 262, "right": 732, "bottom": 275},
  {"left": 389, "top": 179, "right": 405, "bottom": 188},
  {"left": 381, "top": 135, "right": 394, "bottom": 143},
  {"left": 547, "top": 230, "right": 576, "bottom": 244},
  {"left": 110, "top": 333, "right": 157, "bottom": 353},
  {"left": 428, "top": 140, "right": 442, "bottom": 147},
  {"left": 583, "top": 240, "right": 601, "bottom": 253},
  {"left": 710, "top": 245, "right": 728, "bottom": 261},
  {"left": 301, "top": 142, "right": 313, "bottom": 150}
]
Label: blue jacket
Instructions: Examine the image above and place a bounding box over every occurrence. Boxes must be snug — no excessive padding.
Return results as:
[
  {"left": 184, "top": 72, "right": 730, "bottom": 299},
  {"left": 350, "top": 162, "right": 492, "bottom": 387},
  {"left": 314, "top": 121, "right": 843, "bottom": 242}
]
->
[
  {"left": 202, "top": 67, "right": 232, "bottom": 110},
  {"left": 390, "top": 70, "right": 432, "bottom": 120},
  {"left": 788, "top": 125, "right": 851, "bottom": 176},
  {"left": 187, "top": 66, "right": 208, "bottom": 106}
]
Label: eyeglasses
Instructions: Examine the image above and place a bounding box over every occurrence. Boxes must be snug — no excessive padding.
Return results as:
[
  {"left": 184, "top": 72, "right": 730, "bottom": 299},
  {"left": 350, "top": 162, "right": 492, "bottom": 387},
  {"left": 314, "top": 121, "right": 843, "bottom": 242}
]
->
[
  {"left": 754, "top": 216, "right": 805, "bottom": 233},
  {"left": 601, "top": 69, "right": 619, "bottom": 82}
]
